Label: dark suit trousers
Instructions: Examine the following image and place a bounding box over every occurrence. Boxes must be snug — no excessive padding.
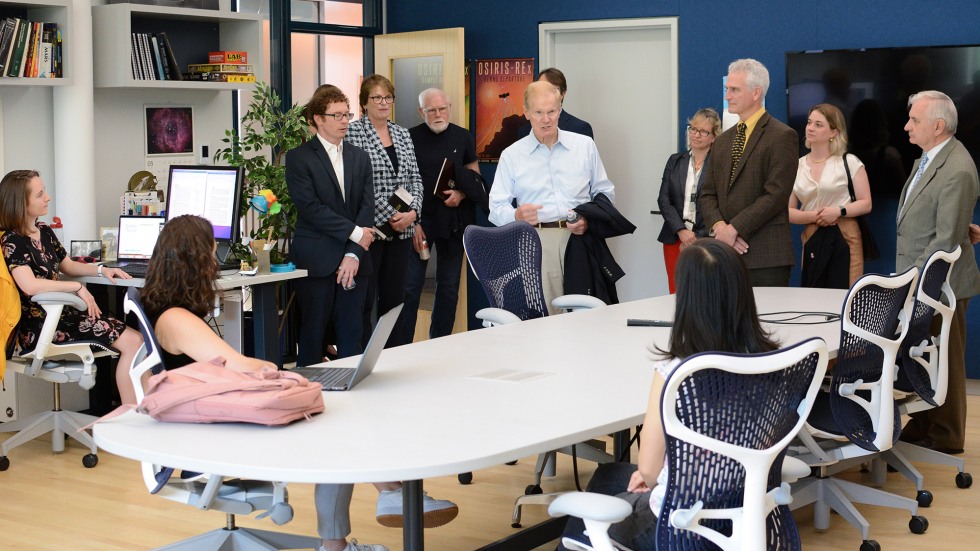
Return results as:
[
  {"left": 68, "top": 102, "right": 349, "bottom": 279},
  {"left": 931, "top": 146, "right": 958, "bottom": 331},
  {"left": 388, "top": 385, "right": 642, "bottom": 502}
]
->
[
  {"left": 294, "top": 273, "right": 367, "bottom": 367},
  {"left": 903, "top": 297, "right": 970, "bottom": 449},
  {"left": 400, "top": 234, "right": 464, "bottom": 344},
  {"left": 748, "top": 266, "right": 791, "bottom": 287},
  {"left": 364, "top": 237, "right": 412, "bottom": 348}
]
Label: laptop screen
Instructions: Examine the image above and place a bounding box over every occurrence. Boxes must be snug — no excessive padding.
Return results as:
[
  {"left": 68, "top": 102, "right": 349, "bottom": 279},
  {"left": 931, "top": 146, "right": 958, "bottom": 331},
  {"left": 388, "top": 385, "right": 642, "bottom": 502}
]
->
[{"left": 116, "top": 216, "right": 165, "bottom": 261}]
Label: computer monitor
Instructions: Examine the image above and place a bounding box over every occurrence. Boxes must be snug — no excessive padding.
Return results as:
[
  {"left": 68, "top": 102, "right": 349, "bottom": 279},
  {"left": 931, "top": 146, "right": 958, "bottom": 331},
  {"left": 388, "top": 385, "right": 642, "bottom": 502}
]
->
[{"left": 165, "top": 165, "right": 243, "bottom": 262}]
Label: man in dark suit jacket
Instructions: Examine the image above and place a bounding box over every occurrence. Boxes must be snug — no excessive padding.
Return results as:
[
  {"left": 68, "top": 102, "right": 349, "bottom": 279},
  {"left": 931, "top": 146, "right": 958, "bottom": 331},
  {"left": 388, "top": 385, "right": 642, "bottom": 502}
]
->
[
  {"left": 700, "top": 58, "right": 799, "bottom": 286},
  {"left": 517, "top": 67, "right": 594, "bottom": 139},
  {"left": 286, "top": 85, "right": 375, "bottom": 366},
  {"left": 896, "top": 91, "right": 980, "bottom": 454}
]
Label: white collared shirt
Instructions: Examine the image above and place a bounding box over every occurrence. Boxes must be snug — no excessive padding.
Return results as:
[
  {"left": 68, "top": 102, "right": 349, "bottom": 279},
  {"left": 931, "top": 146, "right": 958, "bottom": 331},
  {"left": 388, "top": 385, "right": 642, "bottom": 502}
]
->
[{"left": 489, "top": 129, "right": 615, "bottom": 226}]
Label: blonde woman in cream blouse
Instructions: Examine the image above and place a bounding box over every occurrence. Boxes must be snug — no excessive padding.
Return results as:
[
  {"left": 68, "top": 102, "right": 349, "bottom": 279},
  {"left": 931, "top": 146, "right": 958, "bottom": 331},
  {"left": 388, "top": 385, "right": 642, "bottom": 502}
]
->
[{"left": 788, "top": 103, "right": 872, "bottom": 286}]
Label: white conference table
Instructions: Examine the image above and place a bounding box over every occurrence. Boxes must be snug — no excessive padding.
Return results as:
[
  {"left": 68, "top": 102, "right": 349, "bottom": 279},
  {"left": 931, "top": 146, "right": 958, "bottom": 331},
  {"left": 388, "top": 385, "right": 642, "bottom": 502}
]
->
[
  {"left": 72, "top": 270, "right": 307, "bottom": 366},
  {"left": 93, "top": 287, "right": 846, "bottom": 550}
]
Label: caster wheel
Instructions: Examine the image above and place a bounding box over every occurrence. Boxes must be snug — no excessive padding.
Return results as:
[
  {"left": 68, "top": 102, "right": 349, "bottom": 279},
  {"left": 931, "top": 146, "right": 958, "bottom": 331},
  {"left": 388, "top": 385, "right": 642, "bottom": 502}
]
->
[
  {"left": 524, "top": 484, "right": 543, "bottom": 496},
  {"left": 860, "top": 540, "right": 881, "bottom": 551},
  {"left": 82, "top": 453, "right": 98, "bottom": 468},
  {"left": 511, "top": 522, "right": 522, "bottom": 528},
  {"left": 916, "top": 489, "right": 933, "bottom": 507},
  {"left": 0, "top": 456, "right": 9, "bottom": 471},
  {"left": 457, "top": 472, "right": 473, "bottom": 485},
  {"left": 506, "top": 460, "right": 518, "bottom": 466},
  {"left": 909, "top": 515, "right": 928, "bottom": 534},
  {"left": 956, "top": 472, "right": 973, "bottom": 489}
]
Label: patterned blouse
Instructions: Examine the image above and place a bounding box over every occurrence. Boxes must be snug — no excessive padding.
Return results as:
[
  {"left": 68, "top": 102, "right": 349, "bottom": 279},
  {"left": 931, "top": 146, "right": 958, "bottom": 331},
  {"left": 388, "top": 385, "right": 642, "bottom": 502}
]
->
[
  {"left": 344, "top": 116, "right": 424, "bottom": 240},
  {"left": 1, "top": 222, "right": 126, "bottom": 351}
]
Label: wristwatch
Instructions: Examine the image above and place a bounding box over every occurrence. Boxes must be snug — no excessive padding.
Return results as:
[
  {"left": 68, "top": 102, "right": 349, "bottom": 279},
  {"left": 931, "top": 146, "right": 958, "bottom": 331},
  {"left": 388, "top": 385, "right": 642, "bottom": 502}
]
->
[
  {"left": 839, "top": 206, "right": 847, "bottom": 218},
  {"left": 97, "top": 264, "right": 105, "bottom": 277}
]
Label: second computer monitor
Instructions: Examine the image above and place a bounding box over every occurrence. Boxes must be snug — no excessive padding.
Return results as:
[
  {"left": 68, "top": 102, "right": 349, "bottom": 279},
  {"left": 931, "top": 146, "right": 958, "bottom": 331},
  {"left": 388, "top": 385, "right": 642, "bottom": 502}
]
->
[{"left": 165, "top": 165, "right": 243, "bottom": 260}]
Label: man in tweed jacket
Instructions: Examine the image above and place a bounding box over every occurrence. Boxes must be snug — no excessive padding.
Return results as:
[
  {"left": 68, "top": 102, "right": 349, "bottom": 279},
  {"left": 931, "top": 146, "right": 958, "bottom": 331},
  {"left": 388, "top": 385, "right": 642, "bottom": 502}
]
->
[{"left": 700, "top": 58, "right": 799, "bottom": 286}]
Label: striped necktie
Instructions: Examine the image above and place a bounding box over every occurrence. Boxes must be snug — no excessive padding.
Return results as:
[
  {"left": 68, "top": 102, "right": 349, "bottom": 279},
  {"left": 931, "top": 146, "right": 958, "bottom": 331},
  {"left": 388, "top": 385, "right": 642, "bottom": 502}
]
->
[
  {"left": 898, "top": 153, "right": 929, "bottom": 222},
  {"left": 730, "top": 122, "right": 747, "bottom": 184}
]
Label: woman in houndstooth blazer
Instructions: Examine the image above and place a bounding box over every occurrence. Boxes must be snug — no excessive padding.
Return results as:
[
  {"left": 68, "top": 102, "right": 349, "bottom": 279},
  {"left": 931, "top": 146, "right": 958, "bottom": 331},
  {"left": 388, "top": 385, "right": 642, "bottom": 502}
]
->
[{"left": 345, "top": 74, "right": 424, "bottom": 348}]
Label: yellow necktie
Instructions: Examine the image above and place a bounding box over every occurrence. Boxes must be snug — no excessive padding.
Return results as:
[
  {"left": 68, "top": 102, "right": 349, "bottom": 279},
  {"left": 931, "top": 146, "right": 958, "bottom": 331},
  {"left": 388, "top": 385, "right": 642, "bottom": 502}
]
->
[{"left": 730, "top": 122, "right": 747, "bottom": 184}]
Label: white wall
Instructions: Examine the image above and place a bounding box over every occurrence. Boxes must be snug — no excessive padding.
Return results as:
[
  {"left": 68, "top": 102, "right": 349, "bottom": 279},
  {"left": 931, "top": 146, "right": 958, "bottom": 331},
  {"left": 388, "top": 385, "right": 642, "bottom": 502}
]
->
[{"left": 0, "top": 87, "right": 58, "bottom": 214}]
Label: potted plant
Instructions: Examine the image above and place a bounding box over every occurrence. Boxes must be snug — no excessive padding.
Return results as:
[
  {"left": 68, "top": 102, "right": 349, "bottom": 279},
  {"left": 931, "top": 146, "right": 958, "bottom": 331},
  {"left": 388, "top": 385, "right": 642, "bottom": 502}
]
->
[{"left": 215, "top": 81, "right": 310, "bottom": 264}]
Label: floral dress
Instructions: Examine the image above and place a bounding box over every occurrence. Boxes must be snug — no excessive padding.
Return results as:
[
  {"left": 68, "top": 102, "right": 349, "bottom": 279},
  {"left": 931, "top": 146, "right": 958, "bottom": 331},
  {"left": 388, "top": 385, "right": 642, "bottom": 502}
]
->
[{"left": 1, "top": 222, "right": 127, "bottom": 352}]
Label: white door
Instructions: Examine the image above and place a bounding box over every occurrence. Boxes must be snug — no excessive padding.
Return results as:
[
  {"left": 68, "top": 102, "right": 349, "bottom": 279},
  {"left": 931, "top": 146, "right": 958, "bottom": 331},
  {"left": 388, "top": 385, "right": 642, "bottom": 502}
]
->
[{"left": 541, "top": 18, "right": 678, "bottom": 300}]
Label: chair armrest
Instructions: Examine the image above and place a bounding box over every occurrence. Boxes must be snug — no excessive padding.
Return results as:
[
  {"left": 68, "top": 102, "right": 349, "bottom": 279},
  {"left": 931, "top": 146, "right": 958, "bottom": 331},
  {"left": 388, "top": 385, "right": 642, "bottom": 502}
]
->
[
  {"left": 552, "top": 294, "right": 606, "bottom": 312},
  {"left": 476, "top": 307, "right": 522, "bottom": 327},
  {"left": 781, "top": 456, "right": 811, "bottom": 484},
  {"left": 32, "top": 291, "right": 87, "bottom": 311},
  {"left": 548, "top": 492, "right": 633, "bottom": 523}
]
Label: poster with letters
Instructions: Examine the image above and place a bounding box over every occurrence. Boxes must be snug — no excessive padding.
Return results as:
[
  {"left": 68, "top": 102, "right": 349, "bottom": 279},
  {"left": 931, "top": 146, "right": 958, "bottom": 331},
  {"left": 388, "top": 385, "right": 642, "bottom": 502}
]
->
[{"left": 474, "top": 58, "right": 534, "bottom": 161}]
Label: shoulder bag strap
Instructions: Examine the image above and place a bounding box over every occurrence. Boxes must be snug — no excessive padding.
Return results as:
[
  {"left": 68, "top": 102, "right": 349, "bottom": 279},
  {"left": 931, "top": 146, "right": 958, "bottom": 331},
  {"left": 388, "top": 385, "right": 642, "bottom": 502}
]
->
[{"left": 843, "top": 154, "right": 856, "bottom": 202}]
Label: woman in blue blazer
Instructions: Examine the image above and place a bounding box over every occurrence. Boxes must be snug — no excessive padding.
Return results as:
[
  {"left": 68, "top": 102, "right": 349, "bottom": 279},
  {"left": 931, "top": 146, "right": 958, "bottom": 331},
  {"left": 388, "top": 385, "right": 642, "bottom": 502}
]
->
[{"left": 656, "top": 108, "right": 721, "bottom": 293}]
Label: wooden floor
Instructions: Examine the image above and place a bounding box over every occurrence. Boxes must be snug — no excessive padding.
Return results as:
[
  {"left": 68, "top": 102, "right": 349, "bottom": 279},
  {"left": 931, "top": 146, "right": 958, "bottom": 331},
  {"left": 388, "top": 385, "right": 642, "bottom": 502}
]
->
[{"left": 2, "top": 309, "right": 979, "bottom": 550}]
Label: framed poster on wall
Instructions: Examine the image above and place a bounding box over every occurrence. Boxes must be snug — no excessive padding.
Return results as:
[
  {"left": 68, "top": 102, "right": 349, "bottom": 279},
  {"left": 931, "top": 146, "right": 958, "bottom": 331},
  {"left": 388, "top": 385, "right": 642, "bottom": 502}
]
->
[
  {"left": 474, "top": 58, "right": 534, "bottom": 161},
  {"left": 391, "top": 55, "right": 444, "bottom": 127}
]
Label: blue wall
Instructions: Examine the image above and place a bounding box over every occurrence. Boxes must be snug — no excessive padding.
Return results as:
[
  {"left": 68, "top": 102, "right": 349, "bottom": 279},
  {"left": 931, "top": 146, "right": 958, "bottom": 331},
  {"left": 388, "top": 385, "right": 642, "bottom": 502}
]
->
[{"left": 388, "top": 0, "right": 980, "bottom": 377}]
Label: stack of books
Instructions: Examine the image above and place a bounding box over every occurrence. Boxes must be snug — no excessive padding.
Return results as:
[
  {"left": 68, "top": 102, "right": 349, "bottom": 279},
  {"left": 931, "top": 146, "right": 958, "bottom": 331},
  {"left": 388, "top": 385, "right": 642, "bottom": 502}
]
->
[
  {"left": 0, "top": 17, "right": 62, "bottom": 78},
  {"left": 184, "top": 51, "right": 254, "bottom": 83},
  {"left": 130, "top": 32, "right": 181, "bottom": 81}
]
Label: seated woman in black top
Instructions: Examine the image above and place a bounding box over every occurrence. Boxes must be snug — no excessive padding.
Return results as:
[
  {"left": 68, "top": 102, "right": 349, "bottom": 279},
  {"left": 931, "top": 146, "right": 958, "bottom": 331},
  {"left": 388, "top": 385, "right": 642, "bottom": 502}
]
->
[{"left": 137, "top": 214, "right": 274, "bottom": 375}]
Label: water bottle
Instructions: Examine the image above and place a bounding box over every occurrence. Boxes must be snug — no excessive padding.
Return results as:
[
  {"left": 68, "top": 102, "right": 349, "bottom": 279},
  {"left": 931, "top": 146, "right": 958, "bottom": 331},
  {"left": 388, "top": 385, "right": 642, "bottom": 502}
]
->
[
  {"left": 419, "top": 239, "right": 431, "bottom": 260},
  {"left": 566, "top": 210, "right": 580, "bottom": 224}
]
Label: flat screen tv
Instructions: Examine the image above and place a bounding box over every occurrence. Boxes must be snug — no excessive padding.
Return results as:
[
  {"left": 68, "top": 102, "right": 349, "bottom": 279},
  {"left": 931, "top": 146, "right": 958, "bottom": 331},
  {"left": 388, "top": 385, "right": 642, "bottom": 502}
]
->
[{"left": 786, "top": 44, "right": 980, "bottom": 197}]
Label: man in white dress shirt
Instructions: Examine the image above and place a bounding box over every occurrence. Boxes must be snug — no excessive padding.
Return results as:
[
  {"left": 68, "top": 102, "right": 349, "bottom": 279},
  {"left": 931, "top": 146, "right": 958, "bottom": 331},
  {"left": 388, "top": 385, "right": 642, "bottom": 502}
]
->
[{"left": 489, "top": 81, "right": 614, "bottom": 312}]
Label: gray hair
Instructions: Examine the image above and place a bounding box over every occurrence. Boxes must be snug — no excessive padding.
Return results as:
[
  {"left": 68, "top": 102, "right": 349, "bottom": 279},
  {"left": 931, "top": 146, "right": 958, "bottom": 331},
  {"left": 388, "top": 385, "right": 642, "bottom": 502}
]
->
[
  {"left": 908, "top": 90, "right": 958, "bottom": 135},
  {"left": 728, "top": 58, "right": 770, "bottom": 98},
  {"left": 418, "top": 88, "right": 450, "bottom": 108}
]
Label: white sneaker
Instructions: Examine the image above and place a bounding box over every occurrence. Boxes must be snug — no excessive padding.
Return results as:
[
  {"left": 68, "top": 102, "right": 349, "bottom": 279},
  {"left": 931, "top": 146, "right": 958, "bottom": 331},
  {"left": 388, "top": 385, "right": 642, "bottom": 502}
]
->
[
  {"left": 375, "top": 488, "right": 459, "bottom": 528},
  {"left": 319, "top": 540, "right": 388, "bottom": 551}
]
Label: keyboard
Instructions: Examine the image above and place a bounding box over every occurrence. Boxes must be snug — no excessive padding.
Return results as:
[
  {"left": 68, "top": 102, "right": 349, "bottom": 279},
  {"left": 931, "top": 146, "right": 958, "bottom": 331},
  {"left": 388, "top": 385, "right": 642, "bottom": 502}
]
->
[
  {"left": 119, "top": 263, "right": 149, "bottom": 277},
  {"left": 304, "top": 367, "right": 355, "bottom": 388}
]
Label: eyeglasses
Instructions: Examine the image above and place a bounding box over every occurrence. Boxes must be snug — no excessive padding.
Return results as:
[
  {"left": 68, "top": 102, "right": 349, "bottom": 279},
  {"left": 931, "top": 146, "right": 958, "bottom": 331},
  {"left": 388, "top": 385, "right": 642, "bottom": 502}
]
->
[
  {"left": 422, "top": 106, "right": 450, "bottom": 116},
  {"left": 369, "top": 95, "right": 395, "bottom": 104},
  {"left": 322, "top": 112, "right": 355, "bottom": 121},
  {"left": 687, "top": 126, "right": 712, "bottom": 138}
]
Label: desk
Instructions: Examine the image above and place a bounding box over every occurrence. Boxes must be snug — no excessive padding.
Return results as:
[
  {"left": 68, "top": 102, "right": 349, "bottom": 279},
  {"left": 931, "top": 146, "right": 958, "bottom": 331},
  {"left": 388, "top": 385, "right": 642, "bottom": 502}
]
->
[
  {"left": 93, "top": 287, "right": 845, "bottom": 550},
  {"left": 71, "top": 270, "right": 307, "bottom": 366}
]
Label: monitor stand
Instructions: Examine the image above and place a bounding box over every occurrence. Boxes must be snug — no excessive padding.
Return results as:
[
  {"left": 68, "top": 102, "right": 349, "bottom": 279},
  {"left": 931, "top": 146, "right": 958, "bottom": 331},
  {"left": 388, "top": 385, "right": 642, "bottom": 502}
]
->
[{"left": 215, "top": 242, "right": 240, "bottom": 274}]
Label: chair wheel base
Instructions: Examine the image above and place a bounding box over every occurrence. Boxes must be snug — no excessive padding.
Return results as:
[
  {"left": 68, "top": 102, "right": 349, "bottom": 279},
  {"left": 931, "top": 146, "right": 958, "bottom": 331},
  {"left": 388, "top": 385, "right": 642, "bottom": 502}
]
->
[
  {"left": 909, "top": 515, "right": 928, "bottom": 534},
  {"left": 457, "top": 472, "right": 473, "bottom": 484},
  {"left": 860, "top": 540, "right": 881, "bottom": 551},
  {"left": 82, "top": 453, "right": 98, "bottom": 468},
  {"left": 916, "top": 489, "right": 933, "bottom": 507},
  {"left": 956, "top": 472, "right": 973, "bottom": 488},
  {"left": 0, "top": 456, "right": 9, "bottom": 471},
  {"left": 525, "top": 484, "right": 543, "bottom": 496}
]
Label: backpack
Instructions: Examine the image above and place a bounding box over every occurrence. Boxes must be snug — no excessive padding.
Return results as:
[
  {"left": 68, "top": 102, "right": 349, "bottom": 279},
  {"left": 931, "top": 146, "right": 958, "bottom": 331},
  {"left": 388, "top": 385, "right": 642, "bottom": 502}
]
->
[{"left": 135, "top": 357, "right": 325, "bottom": 425}]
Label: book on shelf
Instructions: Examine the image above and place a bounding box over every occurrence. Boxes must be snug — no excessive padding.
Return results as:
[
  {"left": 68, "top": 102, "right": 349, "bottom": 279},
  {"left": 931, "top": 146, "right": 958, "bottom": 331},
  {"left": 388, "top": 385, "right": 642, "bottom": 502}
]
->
[
  {"left": 7, "top": 18, "right": 29, "bottom": 77},
  {"left": 0, "top": 18, "right": 17, "bottom": 76},
  {"left": 208, "top": 50, "right": 247, "bottom": 64},
  {"left": 374, "top": 187, "right": 415, "bottom": 239},
  {"left": 187, "top": 63, "right": 254, "bottom": 74},
  {"left": 130, "top": 32, "right": 181, "bottom": 80},
  {"left": 183, "top": 72, "right": 255, "bottom": 83}
]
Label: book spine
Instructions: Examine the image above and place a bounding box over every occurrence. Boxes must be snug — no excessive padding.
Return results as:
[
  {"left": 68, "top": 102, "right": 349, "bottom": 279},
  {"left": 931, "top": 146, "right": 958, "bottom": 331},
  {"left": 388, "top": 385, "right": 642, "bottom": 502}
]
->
[
  {"left": 30, "top": 21, "right": 40, "bottom": 77},
  {"left": 8, "top": 19, "right": 28, "bottom": 77},
  {"left": 183, "top": 72, "right": 255, "bottom": 83},
  {"left": 159, "top": 33, "right": 182, "bottom": 81},
  {"left": 39, "top": 22, "right": 54, "bottom": 78},
  {"left": 53, "top": 27, "right": 61, "bottom": 78},
  {"left": 154, "top": 33, "right": 171, "bottom": 79},
  {"left": 0, "top": 18, "right": 16, "bottom": 76},
  {"left": 139, "top": 33, "right": 154, "bottom": 80},
  {"left": 187, "top": 63, "right": 254, "bottom": 73},
  {"left": 149, "top": 34, "right": 164, "bottom": 80}
]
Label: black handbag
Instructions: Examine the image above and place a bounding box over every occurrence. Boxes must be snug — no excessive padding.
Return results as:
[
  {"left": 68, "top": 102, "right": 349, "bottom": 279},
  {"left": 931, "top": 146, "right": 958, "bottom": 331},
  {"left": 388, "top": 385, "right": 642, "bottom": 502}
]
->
[{"left": 843, "top": 156, "right": 880, "bottom": 261}]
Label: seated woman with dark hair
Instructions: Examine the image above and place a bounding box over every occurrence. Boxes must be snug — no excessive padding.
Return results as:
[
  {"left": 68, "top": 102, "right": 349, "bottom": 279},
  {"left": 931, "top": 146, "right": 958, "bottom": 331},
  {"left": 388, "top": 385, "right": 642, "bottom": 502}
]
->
[
  {"left": 0, "top": 169, "right": 143, "bottom": 404},
  {"left": 139, "top": 215, "right": 456, "bottom": 551},
  {"left": 558, "top": 239, "right": 779, "bottom": 551}
]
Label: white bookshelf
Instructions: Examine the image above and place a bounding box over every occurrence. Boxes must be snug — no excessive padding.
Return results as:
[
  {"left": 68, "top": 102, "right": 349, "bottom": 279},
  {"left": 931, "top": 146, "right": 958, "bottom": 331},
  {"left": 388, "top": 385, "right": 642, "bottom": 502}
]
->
[
  {"left": 92, "top": 3, "right": 260, "bottom": 90},
  {"left": 0, "top": 0, "right": 73, "bottom": 86}
]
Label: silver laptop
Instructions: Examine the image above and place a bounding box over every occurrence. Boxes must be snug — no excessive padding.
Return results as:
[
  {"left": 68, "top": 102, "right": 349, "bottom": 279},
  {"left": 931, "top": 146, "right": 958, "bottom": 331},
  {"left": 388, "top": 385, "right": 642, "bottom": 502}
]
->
[
  {"left": 291, "top": 304, "right": 403, "bottom": 391},
  {"left": 103, "top": 215, "right": 165, "bottom": 276}
]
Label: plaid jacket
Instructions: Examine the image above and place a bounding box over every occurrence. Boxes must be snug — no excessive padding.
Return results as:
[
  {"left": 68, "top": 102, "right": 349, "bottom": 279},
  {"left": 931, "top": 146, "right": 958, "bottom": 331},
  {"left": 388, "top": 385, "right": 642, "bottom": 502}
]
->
[{"left": 345, "top": 116, "right": 423, "bottom": 240}]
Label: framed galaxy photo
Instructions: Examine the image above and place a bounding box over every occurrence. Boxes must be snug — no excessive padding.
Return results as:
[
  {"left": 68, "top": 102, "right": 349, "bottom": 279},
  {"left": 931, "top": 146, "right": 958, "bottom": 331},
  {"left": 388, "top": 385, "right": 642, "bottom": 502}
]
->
[{"left": 144, "top": 105, "right": 194, "bottom": 156}]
